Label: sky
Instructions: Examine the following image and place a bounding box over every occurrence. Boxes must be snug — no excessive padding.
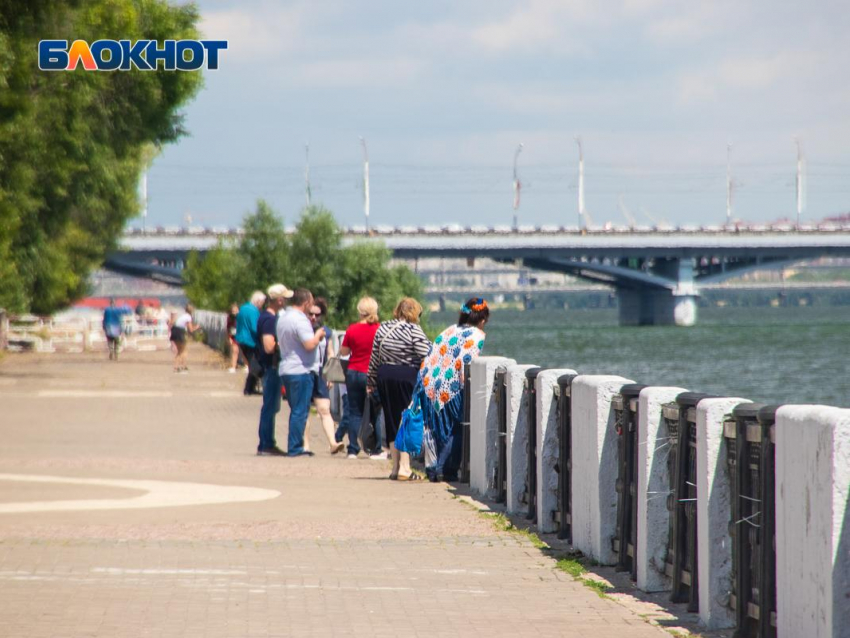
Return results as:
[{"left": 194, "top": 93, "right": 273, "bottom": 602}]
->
[{"left": 141, "top": 0, "right": 850, "bottom": 230}]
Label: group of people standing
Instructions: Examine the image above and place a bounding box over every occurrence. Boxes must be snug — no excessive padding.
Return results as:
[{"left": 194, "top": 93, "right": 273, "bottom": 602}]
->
[{"left": 232, "top": 284, "right": 490, "bottom": 482}]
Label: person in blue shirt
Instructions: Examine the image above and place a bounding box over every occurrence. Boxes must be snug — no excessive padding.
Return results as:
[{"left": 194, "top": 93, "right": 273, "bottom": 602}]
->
[
  {"left": 256, "top": 283, "right": 294, "bottom": 456},
  {"left": 236, "top": 291, "right": 266, "bottom": 396},
  {"left": 102, "top": 298, "right": 128, "bottom": 361}
]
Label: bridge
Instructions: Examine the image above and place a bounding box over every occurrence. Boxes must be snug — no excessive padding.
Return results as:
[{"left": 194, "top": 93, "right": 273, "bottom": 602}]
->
[{"left": 109, "top": 226, "right": 850, "bottom": 326}]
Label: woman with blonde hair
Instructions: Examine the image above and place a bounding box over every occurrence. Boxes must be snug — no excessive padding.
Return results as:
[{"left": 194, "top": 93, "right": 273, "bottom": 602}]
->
[
  {"left": 339, "top": 297, "right": 381, "bottom": 458},
  {"left": 367, "top": 297, "right": 430, "bottom": 480}
]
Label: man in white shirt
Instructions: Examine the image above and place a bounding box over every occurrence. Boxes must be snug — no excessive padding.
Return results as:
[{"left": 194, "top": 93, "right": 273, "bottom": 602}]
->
[{"left": 277, "top": 288, "right": 325, "bottom": 456}]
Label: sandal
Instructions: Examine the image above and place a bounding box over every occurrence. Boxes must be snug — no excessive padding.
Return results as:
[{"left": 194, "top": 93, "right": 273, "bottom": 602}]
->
[{"left": 396, "top": 473, "right": 423, "bottom": 482}]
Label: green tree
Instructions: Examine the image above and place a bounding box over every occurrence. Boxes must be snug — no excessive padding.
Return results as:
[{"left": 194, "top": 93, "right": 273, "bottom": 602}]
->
[
  {"left": 0, "top": 0, "right": 203, "bottom": 313},
  {"left": 185, "top": 201, "right": 426, "bottom": 328}
]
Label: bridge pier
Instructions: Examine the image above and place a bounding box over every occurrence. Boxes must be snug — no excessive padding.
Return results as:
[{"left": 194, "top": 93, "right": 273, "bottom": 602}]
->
[
  {"left": 618, "top": 258, "right": 698, "bottom": 326},
  {"left": 617, "top": 289, "right": 697, "bottom": 326}
]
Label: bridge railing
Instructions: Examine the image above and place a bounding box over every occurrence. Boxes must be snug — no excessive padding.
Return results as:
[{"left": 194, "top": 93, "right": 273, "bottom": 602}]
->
[
  {"left": 463, "top": 357, "right": 848, "bottom": 637},
  {"left": 1, "top": 313, "right": 169, "bottom": 353}
]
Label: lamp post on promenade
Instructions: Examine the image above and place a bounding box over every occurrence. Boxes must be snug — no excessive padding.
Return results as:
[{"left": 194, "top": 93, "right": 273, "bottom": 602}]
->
[
  {"left": 360, "top": 137, "right": 370, "bottom": 232},
  {"left": 512, "top": 143, "right": 523, "bottom": 231}
]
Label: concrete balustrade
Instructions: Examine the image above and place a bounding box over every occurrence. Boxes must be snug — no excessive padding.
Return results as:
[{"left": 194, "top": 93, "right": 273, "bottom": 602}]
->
[
  {"left": 775, "top": 405, "right": 850, "bottom": 638},
  {"left": 504, "top": 364, "right": 537, "bottom": 515},
  {"left": 636, "top": 386, "right": 687, "bottom": 592},
  {"left": 535, "top": 368, "right": 577, "bottom": 534},
  {"left": 463, "top": 362, "right": 849, "bottom": 636},
  {"left": 469, "top": 357, "right": 516, "bottom": 498},
  {"left": 696, "top": 397, "right": 748, "bottom": 630},
  {"left": 570, "top": 375, "right": 633, "bottom": 565}
]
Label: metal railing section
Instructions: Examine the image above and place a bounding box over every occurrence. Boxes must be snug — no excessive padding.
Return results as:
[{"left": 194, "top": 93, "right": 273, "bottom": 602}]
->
[
  {"left": 524, "top": 367, "right": 544, "bottom": 522},
  {"left": 663, "top": 392, "right": 714, "bottom": 612},
  {"left": 612, "top": 383, "right": 647, "bottom": 580},
  {"left": 726, "top": 403, "right": 779, "bottom": 638},
  {"left": 493, "top": 367, "right": 509, "bottom": 503},
  {"left": 554, "top": 373, "right": 577, "bottom": 541}
]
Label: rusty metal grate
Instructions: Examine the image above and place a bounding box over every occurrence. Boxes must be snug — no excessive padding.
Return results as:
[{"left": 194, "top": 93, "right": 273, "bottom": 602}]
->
[
  {"left": 726, "top": 403, "right": 779, "bottom": 638},
  {"left": 612, "top": 384, "right": 646, "bottom": 581},
  {"left": 553, "top": 374, "right": 577, "bottom": 541}
]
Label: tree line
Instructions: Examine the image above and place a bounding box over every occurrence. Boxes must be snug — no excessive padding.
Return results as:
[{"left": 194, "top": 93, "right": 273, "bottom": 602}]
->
[
  {"left": 0, "top": 0, "right": 202, "bottom": 314},
  {"left": 184, "top": 202, "right": 425, "bottom": 328}
]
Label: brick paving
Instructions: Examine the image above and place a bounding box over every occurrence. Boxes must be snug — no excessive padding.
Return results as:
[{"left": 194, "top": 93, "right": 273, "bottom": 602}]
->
[{"left": 0, "top": 345, "right": 671, "bottom": 637}]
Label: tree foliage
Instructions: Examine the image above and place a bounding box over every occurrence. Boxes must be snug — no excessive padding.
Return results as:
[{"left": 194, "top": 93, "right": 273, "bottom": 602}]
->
[
  {"left": 0, "top": 0, "right": 203, "bottom": 313},
  {"left": 184, "top": 202, "right": 426, "bottom": 327}
]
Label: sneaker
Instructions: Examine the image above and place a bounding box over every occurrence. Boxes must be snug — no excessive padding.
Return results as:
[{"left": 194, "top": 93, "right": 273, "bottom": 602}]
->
[
  {"left": 346, "top": 454, "right": 358, "bottom": 460},
  {"left": 288, "top": 450, "right": 315, "bottom": 458},
  {"left": 257, "top": 447, "right": 286, "bottom": 456},
  {"left": 368, "top": 451, "right": 388, "bottom": 460},
  {"left": 227, "top": 367, "right": 236, "bottom": 374}
]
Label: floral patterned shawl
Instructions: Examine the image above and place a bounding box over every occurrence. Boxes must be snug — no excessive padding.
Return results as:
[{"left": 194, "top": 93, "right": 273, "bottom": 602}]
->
[{"left": 419, "top": 324, "right": 486, "bottom": 413}]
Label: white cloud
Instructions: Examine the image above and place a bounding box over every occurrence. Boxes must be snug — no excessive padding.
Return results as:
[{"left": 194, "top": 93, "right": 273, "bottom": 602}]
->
[
  {"left": 199, "top": 5, "right": 305, "bottom": 61},
  {"left": 678, "top": 51, "right": 823, "bottom": 103},
  {"left": 470, "top": 0, "right": 603, "bottom": 53},
  {"left": 472, "top": 83, "right": 621, "bottom": 114},
  {"left": 285, "top": 57, "right": 427, "bottom": 88}
]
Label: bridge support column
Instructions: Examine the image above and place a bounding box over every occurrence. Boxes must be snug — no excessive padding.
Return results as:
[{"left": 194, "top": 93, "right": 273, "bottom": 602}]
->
[
  {"left": 617, "top": 258, "right": 698, "bottom": 326},
  {"left": 617, "top": 290, "right": 697, "bottom": 326}
]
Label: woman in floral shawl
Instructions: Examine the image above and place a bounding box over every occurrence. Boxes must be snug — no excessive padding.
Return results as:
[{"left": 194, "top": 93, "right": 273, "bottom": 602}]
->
[{"left": 416, "top": 298, "right": 489, "bottom": 482}]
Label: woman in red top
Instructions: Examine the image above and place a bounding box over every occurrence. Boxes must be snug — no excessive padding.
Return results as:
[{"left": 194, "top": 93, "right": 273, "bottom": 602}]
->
[{"left": 339, "top": 297, "right": 381, "bottom": 458}]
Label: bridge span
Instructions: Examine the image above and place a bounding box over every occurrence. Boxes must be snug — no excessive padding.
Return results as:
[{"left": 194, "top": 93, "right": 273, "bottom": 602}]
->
[{"left": 110, "top": 227, "right": 850, "bottom": 326}]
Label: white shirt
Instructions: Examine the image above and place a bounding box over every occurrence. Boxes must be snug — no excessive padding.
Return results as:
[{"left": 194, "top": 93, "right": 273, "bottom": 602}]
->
[
  {"left": 277, "top": 308, "right": 317, "bottom": 375},
  {"left": 175, "top": 313, "right": 192, "bottom": 329}
]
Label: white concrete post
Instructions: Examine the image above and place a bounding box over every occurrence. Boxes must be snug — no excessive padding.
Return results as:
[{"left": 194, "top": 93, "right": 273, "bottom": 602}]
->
[
  {"left": 469, "top": 356, "right": 516, "bottom": 498},
  {"left": 571, "top": 375, "right": 632, "bottom": 565},
  {"left": 536, "top": 368, "right": 577, "bottom": 533},
  {"left": 775, "top": 405, "right": 850, "bottom": 638},
  {"left": 505, "top": 364, "right": 537, "bottom": 515},
  {"left": 696, "top": 397, "right": 748, "bottom": 630},
  {"left": 636, "top": 386, "right": 688, "bottom": 592}
]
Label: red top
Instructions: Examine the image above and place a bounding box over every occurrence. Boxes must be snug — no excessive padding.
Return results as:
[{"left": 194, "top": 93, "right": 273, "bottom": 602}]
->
[{"left": 342, "top": 322, "right": 379, "bottom": 373}]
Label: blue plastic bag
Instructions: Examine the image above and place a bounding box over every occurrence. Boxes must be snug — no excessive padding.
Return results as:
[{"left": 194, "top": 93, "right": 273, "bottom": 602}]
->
[{"left": 395, "top": 392, "right": 424, "bottom": 455}]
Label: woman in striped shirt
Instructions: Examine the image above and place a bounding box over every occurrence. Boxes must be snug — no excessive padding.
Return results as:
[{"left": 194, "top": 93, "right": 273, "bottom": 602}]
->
[{"left": 367, "top": 297, "right": 431, "bottom": 480}]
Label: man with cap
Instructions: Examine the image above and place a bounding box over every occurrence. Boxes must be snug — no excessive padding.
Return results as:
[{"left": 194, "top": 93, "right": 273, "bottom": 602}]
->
[{"left": 256, "top": 283, "right": 294, "bottom": 456}]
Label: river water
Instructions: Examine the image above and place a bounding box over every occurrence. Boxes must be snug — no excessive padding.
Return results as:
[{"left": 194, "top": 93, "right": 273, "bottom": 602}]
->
[{"left": 431, "top": 306, "right": 850, "bottom": 407}]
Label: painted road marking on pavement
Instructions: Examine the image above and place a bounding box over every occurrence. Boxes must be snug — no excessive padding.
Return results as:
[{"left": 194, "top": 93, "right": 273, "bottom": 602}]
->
[
  {"left": 0, "top": 570, "right": 490, "bottom": 595},
  {"left": 21, "top": 390, "right": 243, "bottom": 398},
  {"left": 38, "top": 390, "right": 173, "bottom": 398},
  {"left": 0, "top": 474, "right": 279, "bottom": 513}
]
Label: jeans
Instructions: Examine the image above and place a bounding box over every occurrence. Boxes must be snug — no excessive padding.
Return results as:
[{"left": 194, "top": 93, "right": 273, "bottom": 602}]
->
[
  {"left": 257, "top": 367, "right": 281, "bottom": 451},
  {"left": 335, "top": 393, "right": 349, "bottom": 444},
  {"left": 239, "top": 344, "right": 260, "bottom": 394},
  {"left": 344, "top": 370, "right": 373, "bottom": 455},
  {"left": 281, "top": 373, "right": 314, "bottom": 455}
]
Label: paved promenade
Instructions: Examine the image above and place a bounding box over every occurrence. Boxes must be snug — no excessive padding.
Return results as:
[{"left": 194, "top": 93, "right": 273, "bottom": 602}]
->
[{"left": 0, "top": 345, "right": 677, "bottom": 637}]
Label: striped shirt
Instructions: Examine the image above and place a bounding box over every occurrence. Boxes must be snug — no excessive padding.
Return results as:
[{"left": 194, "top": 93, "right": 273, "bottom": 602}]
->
[{"left": 367, "top": 319, "right": 431, "bottom": 390}]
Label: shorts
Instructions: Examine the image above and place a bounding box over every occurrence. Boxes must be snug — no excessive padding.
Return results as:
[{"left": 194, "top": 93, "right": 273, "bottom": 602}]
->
[
  {"left": 311, "top": 371, "right": 330, "bottom": 400},
  {"left": 170, "top": 326, "right": 186, "bottom": 343}
]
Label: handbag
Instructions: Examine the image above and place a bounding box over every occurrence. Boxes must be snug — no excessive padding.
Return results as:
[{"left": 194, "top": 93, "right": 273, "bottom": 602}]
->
[
  {"left": 357, "top": 394, "right": 379, "bottom": 453},
  {"left": 248, "top": 351, "right": 264, "bottom": 377},
  {"left": 422, "top": 427, "right": 437, "bottom": 469},
  {"left": 395, "top": 386, "right": 424, "bottom": 455},
  {"left": 322, "top": 356, "right": 347, "bottom": 383}
]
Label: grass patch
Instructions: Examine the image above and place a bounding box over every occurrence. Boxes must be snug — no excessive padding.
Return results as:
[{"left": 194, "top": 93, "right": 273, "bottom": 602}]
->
[
  {"left": 479, "top": 512, "right": 548, "bottom": 549},
  {"left": 555, "top": 553, "right": 612, "bottom": 598}
]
